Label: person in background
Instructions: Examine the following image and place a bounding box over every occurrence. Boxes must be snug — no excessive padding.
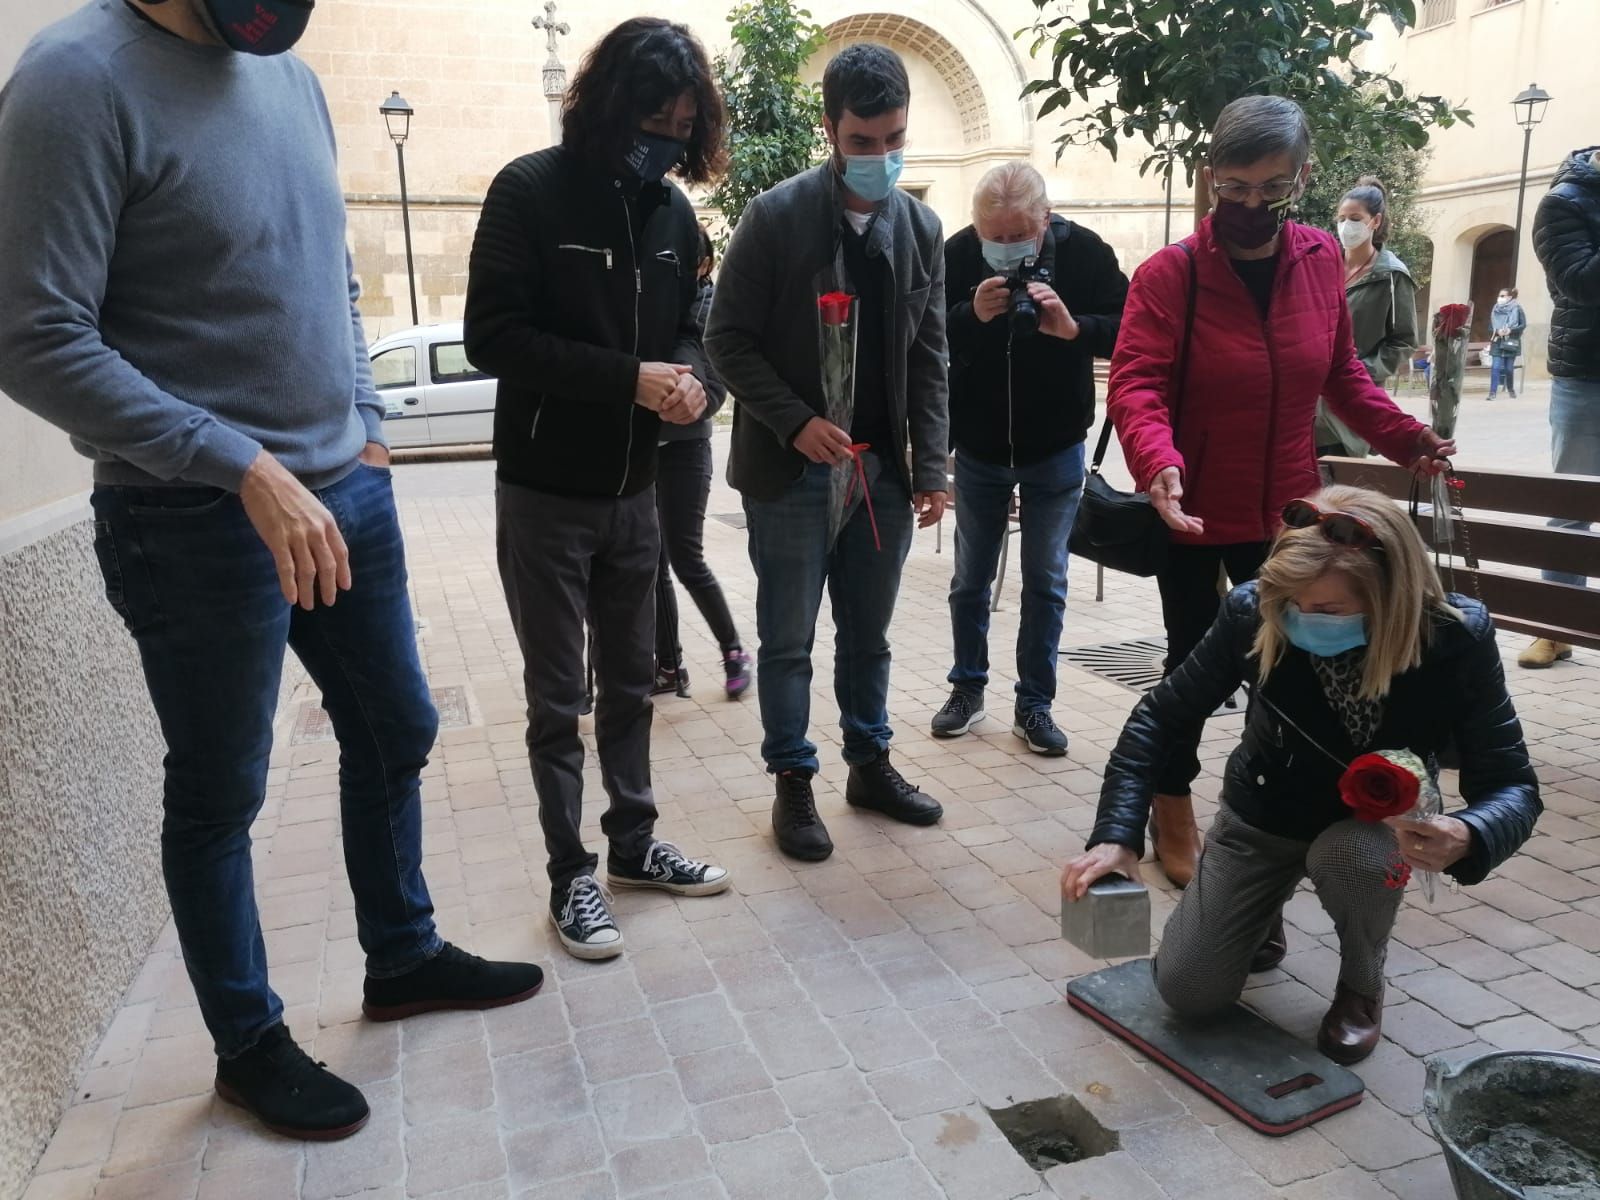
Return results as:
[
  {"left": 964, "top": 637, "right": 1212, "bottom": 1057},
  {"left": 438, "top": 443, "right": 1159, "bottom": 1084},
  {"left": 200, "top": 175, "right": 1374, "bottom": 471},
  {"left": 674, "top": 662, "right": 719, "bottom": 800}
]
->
[
  {"left": 0, "top": 0, "right": 544, "bottom": 1141},
  {"left": 1314, "top": 176, "right": 1420, "bottom": 459},
  {"left": 933, "top": 161, "right": 1127, "bottom": 755},
  {"left": 465, "top": 18, "right": 732, "bottom": 962},
  {"left": 652, "top": 224, "right": 752, "bottom": 700},
  {"left": 707, "top": 43, "right": 949, "bottom": 862},
  {"left": 1487, "top": 286, "right": 1526, "bottom": 402},
  {"left": 1109, "top": 95, "right": 1454, "bottom": 889},
  {"left": 1521, "top": 143, "right": 1600, "bottom": 669},
  {"left": 1063, "top": 485, "right": 1539, "bottom": 1065}
]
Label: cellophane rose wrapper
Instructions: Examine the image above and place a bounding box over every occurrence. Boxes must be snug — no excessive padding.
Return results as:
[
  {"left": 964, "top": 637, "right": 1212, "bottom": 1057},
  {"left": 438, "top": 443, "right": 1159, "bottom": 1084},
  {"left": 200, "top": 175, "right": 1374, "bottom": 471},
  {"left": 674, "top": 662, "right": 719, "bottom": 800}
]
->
[
  {"left": 817, "top": 290, "right": 860, "bottom": 549},
  {"left": 1339, "top": 748, "right": 1445, "bottom": 903}
]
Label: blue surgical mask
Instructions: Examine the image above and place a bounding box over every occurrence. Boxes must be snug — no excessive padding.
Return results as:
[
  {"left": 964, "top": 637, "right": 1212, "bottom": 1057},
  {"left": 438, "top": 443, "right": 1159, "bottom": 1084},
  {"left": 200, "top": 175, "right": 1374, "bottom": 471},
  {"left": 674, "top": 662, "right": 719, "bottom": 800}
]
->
[
  {"left": 982, "top": 238, "right": 1038, "bottom": 273},
  {"left": 839, "top": 150, "right": 904, "bottom": 203},
  {"left": 1282, "top": 606, "right": 1368, "bottom": 657}
]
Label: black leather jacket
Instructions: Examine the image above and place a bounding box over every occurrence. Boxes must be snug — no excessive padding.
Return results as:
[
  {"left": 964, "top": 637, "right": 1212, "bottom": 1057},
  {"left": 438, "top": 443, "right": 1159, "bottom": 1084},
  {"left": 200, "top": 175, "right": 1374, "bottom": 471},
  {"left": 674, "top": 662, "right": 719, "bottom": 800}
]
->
[{"left": 1090, "top": 584, "right": 1540, "bottom": 886}]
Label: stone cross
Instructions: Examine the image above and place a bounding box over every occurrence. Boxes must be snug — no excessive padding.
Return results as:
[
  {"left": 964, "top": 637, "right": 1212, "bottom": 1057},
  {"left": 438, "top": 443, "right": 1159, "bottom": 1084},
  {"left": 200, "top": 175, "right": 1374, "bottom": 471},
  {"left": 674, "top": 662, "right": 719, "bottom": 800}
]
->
[{"left": 532, "top": 2, "right": 569, "bottom": 67}]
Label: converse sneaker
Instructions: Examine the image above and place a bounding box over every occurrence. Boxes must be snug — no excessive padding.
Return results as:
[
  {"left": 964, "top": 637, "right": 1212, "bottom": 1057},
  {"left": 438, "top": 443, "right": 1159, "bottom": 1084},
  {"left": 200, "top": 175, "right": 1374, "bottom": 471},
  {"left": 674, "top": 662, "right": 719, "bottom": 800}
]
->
[
  {"left": 1013, "top": 709, "right": 1069, "bottom": 757},
  {"left": 723, "top": 648, "right": 753, "bottom": 699},
  {"left": 362, "top": 942, "right": 545, "bottom": 1021},
  {"left": 931, "top": 686, "right": 984, "bottom": 737},
  {"left": 608, "top": 841, "right": 731, "bottom": 897},
  {"left": 214, "top": 1024, "right": 369, "bottom": 1141},
  {"left": 551, "top": 874, "right": 624, "bottom": 960}
]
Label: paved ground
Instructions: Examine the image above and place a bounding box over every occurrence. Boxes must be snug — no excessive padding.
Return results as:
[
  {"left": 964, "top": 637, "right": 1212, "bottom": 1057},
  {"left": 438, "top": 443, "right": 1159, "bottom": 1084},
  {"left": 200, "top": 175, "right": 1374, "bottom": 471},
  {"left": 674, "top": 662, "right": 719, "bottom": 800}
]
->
[{"left": 21, "top": 405, "right": 1600, "bottom": 1200}]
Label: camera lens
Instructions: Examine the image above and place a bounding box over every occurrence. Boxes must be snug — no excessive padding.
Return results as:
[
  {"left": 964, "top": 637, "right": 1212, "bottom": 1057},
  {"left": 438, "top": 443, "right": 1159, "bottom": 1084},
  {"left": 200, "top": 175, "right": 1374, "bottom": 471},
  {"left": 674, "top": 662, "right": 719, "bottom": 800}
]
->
[{"left": 1009, "top": 290, "right": 1039, "bottom": 337}]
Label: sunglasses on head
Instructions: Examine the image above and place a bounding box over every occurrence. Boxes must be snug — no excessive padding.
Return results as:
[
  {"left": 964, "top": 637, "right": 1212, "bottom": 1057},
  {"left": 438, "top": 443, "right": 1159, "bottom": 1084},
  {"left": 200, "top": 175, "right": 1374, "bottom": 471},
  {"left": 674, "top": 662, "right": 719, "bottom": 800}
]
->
[{"left": 1280, "top": 500, "right": 1382, "bottom": 550}]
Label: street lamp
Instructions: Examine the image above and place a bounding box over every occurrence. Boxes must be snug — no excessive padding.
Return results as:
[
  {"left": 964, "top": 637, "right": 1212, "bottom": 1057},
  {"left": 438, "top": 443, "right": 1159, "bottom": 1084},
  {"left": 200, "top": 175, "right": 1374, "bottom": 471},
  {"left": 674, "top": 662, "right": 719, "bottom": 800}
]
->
[
  {"left": 379, "top": 90, "right": 419, "bottom": 327},
  {"left": 1161, "top": 104, "right": 1180, "bottom": 244},
  {"left": 1509, "top": 82, "right": 1552, "bottom": 289}
]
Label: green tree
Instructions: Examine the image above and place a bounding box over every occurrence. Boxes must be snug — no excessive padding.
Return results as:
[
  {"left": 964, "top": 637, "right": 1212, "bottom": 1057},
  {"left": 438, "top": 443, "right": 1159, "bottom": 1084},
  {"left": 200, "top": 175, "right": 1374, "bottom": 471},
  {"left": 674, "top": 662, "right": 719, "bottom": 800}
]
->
[
  {"left": 1023, "top": 0, "right": 1468, "bottom": 226},
  {"left": 1299, "top": 91, "right": 1434, "bottom": 290},
  {"left": 709, "top": 0, "right": 827, "bottom": 235}
]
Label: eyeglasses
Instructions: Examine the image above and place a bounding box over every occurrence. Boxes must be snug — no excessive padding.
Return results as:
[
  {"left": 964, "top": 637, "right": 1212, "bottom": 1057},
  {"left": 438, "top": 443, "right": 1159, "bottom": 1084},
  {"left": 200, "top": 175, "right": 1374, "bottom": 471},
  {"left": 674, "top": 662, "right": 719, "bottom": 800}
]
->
[
  {"left": 1281, "top": 500, "right": 1381, "bottom": 550},
  {"left": 1213, "top": 178, "right": 1299, "bottom": 204}
]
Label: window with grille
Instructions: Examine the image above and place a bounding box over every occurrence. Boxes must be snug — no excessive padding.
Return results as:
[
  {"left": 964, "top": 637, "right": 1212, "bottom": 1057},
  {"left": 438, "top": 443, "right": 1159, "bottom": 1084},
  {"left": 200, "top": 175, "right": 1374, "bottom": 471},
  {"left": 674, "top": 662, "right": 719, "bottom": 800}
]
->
[{"left": 1418, "top": 0, "right": 1457, "bottom": 28}]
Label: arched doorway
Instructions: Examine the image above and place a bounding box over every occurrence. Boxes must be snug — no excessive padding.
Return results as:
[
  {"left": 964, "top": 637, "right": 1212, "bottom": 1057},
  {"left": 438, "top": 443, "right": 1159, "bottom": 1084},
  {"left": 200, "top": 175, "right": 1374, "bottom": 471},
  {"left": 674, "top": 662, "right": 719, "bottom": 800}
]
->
[{"left": 1467, "top": 227, "right": 1514, "bottom": 342}]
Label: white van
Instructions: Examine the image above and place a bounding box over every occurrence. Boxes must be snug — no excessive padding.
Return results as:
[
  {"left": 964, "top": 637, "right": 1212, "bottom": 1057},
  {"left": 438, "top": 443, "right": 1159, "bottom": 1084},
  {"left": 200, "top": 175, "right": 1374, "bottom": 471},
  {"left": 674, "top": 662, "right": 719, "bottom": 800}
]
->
[{"left": 367, "top": 321, "right": 495, "bottom": 448}]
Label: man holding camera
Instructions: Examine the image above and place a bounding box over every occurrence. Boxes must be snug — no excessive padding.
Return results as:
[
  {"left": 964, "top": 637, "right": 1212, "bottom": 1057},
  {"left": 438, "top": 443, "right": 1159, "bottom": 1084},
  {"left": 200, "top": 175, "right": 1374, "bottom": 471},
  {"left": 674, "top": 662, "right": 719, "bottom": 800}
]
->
[{"left": 933, "top": 162, "right": 1128, "bottom": 755}]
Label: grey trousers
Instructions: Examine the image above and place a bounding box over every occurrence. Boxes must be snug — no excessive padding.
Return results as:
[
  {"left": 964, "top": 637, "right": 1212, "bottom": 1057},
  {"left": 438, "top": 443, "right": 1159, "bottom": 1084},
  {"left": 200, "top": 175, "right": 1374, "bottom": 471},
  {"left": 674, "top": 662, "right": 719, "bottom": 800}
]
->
[
  {"left": 1155, "top": 806, "right": 1405, "bottom": 1018},
  {"left": 496, "top": 481, "right": 659, "bottom": 887}
]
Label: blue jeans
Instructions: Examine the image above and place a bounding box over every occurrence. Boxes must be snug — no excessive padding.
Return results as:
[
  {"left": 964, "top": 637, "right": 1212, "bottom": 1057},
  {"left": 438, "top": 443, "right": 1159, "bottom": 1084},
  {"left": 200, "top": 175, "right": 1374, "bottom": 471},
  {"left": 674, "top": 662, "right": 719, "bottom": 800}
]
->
[
  {"left": 90, "top": 464, "right": 441, "bottom": 1056},
  {"left": 744, "top": 456, "right": 914, "bottom": 774},
  {"left": 1489, "top": 354, "right": 1518, "bottom": 396},
  {"left": 1545, "top": 376, "right": 1600, "bottom": 587},
  {"left": 947, "top": 444, "right": 1086, "bottom": 712}
]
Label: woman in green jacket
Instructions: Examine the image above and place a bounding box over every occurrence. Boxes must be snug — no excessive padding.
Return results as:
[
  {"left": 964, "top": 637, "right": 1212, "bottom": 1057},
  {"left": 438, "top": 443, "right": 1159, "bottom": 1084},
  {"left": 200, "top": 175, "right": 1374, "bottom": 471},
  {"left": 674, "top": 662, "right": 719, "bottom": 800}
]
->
[{"left": 1316, "top": 177, "right": 1421, "bottom": 459}]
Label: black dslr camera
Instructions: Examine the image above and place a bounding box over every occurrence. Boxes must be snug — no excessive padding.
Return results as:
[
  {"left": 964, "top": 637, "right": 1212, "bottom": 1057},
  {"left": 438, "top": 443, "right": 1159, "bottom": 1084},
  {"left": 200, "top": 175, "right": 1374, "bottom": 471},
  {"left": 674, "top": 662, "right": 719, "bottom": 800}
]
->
[{"left": 1001, "top": 257, "right": 1052, "bottom": 337}]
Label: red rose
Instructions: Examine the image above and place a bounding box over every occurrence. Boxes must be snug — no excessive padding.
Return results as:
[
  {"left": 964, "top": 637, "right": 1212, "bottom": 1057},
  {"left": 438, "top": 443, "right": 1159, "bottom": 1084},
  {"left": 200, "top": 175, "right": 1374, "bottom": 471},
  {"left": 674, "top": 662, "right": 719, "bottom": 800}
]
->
[
  {"left": 1435, "top": 303, "right": 1472, "bottom": 338},
  {"left": 1338, "top": 753, "right": 1421, "bottom": 823},
  {"left": 818, "top": 291, "right": 854, "bottom": 327}
]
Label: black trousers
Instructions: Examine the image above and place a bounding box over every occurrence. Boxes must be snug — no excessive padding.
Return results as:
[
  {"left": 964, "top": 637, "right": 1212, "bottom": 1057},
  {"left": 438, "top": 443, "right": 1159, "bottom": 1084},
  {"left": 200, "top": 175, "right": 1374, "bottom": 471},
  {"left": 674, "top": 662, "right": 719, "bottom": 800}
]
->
[
  {"left": 654, "top": 438, "right": 740, "bottom": 668},
  {"left": 497, "top": 481, "right": 659, "bottom": 887},
  {"left": 1154, "top": 540, "right": 1269, "bottom": 794}
]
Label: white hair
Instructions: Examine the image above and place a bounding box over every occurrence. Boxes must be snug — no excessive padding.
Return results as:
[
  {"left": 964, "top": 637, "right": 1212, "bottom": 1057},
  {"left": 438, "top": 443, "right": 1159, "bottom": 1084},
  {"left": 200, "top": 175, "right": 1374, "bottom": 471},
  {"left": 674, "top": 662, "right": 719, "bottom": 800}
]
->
[{"left": 972, "top": 161, "right": 1050, "bottom": 225}]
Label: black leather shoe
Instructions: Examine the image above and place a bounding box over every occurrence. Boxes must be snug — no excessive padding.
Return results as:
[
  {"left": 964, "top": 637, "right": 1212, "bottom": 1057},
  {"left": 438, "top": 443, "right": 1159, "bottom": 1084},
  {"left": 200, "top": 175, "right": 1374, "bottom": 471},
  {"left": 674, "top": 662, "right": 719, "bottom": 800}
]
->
[
  {"left": 362, "top": 942, "right": 544, "bottom": 1021},
  {"left": 1250, "top": 914, "right": 1288, "bottom": 973},
  {"left": 215, "top": 1024, "right": 369, "bottom": 1141},
  {"left": 773, "top": 770, "right": 833, "bottom": 861},
  {"left": 846, "top": 751, "right": 943, "bottom": 826},
  {"left": 1317, "top": 983, "right": 1383, "bottom": 1065}
]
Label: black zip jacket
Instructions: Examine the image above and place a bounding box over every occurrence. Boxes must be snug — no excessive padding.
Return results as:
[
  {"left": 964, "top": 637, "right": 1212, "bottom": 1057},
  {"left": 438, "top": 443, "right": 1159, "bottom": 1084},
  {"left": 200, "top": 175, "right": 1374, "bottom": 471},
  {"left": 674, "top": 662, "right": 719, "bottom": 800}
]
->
[
  {"left": 945, "top": 214, "right": 1127, "bottom": 467},
  {"left": 1090, "top": 583, "right": 1540, "bottom": 886},
  {"left": 464, "top": 145, "right": 708, "bottom": 496},
  {"left": 1533, "top": 146, "right": 1600, "bottom": 381}
]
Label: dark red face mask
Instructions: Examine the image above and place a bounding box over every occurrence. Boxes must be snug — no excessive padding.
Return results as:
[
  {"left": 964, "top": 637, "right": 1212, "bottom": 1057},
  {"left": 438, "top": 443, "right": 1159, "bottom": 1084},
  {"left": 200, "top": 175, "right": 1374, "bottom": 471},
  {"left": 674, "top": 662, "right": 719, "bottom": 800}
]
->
[{"left": 1212, "top": 195, "right": 1292, "bottom": 250}]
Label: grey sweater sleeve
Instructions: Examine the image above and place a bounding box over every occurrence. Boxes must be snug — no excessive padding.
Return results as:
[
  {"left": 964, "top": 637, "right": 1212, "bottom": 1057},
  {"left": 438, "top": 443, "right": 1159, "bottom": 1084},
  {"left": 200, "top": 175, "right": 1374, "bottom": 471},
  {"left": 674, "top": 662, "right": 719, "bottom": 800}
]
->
[{"left": 0, "top": 46, "right": 262, "bottom": 489}]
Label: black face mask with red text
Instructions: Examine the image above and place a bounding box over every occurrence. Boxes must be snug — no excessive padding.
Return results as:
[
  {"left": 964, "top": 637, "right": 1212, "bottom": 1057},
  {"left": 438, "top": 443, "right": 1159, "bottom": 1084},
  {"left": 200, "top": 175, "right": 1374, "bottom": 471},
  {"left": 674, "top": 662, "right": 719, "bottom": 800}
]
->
[{"left": 146, "top": 0, "right": 313, "bottom": 54}]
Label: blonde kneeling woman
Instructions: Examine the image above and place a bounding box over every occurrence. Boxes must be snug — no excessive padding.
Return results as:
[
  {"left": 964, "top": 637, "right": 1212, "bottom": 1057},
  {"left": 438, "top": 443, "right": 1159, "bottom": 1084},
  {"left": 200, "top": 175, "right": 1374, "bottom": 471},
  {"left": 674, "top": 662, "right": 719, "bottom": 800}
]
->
[{"left": 1062, "top": 485, "right": 1540, "bottom": 1064}]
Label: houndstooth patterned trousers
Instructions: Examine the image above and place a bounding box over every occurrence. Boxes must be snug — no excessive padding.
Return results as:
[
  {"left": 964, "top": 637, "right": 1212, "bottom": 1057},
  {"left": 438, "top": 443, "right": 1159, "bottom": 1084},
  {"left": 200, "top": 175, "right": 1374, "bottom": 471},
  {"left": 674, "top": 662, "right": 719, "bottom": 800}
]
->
[{"left": 1154, "top": 806, "right": 1405, "bottom": 1018}]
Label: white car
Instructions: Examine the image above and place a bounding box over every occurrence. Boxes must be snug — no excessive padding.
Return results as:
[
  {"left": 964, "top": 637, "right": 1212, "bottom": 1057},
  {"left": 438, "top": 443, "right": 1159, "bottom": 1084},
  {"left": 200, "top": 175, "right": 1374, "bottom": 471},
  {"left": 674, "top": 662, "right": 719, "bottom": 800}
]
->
[{"left": 368, "top": 321, "right": 495, "bottom": 448}]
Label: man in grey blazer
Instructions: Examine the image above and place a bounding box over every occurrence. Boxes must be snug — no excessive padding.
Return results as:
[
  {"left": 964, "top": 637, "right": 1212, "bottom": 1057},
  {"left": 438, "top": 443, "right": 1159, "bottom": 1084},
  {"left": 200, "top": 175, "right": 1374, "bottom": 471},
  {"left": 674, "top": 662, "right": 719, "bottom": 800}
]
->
[{"left": 706, "top": 43, "right": 950, "bottom": 862}]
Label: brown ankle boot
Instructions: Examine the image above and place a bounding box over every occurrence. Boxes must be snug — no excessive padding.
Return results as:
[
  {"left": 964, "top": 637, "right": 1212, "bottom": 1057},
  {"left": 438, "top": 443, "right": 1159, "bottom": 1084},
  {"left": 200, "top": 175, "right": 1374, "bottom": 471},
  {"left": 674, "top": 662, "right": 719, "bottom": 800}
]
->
[
  {"left": 1149, "top": 794, "right": 1202, "bottom": 889},
  {"left": 1250, "top": 914, "right": 1288, "bottom": 973},
  {"left": 1317, "top": 983, "right": 1383, "bottom": 1065}
]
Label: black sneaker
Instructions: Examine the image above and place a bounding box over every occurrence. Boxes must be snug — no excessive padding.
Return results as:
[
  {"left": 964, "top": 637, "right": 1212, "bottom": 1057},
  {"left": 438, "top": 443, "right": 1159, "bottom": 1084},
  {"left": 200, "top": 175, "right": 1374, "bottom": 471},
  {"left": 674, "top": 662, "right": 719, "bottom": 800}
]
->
[
  {"left": 551, "top": 874, "right": 624, "bottom": 960},
  {"left": 931, "top": 687, "right": 984, "bottom": 737},
  {"left": 651, "top": 666, "right": 690, "bottom": 698},
  {"left": 362, "top": 942, "right": 544, "bottom": 1021},
  {"left": 580, "top": 689, "right": 594, "bottom": 717},
  {"left": 1013, "top": 709, "right": 1069, "bottom": 756},
  {"left": 608, "top": 840, "right": 731, "bottom": 896},
  {"left": 846, "top": 751, "right": 944, "bottom": 826},
  {"left": 773, "top": 770, "right": 833, "bottom": 861},
  {"left": 215, "top": 1024, "right": 369, "bottom": 1142}
]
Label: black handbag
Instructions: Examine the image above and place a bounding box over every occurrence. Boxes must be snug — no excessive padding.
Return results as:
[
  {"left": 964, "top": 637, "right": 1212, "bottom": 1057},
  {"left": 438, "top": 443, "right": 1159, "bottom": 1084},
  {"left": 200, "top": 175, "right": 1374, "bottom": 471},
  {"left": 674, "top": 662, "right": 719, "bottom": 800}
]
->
[{"left": 1068, "top": 242, "right": 1197, "bottom": 578}]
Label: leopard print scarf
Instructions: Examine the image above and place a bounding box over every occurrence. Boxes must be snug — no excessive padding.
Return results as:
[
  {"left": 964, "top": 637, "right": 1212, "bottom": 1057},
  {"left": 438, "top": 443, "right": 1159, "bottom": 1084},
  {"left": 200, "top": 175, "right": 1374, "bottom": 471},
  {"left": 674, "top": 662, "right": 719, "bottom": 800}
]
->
[{"left": 1311, "top": 648, "right": 1384, "bottom": 749}]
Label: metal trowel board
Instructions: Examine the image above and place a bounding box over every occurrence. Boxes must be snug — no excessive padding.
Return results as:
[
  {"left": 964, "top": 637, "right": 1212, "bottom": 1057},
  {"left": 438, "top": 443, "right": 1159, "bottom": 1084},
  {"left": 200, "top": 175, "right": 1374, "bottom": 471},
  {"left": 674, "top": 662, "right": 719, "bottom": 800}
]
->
[{"left": 1066, "top": 959, "right": 1365, "bottom": 1136}]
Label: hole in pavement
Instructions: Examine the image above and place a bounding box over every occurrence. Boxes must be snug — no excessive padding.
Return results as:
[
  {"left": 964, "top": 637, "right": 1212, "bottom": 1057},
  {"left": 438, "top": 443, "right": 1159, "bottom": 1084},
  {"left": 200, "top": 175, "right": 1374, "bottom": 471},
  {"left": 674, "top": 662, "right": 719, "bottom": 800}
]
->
[{"left": 987, "top": 1095, "right": 1118, "bottom": 1173}]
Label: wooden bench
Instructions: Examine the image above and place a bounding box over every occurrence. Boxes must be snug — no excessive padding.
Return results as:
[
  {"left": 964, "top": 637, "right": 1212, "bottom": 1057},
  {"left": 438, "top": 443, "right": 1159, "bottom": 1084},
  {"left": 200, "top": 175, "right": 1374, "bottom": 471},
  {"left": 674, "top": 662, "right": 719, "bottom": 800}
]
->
[{"left": 1321, "top": 458, "right": 1600, "bottom": 651}]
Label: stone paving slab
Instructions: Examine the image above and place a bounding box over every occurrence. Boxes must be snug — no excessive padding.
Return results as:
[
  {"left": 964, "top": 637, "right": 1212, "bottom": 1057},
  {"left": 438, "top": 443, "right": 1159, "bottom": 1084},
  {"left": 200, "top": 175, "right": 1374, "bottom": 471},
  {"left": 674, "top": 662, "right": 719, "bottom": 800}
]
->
[{"left": 20, "top": 434, "right": 1600, "bottom": 1200}]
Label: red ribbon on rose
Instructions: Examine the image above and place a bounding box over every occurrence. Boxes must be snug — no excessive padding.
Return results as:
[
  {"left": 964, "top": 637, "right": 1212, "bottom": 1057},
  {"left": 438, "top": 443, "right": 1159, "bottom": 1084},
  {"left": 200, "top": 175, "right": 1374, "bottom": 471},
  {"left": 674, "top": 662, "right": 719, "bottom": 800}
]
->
[
  {"left": 1338, "top": 752, "right": 1421, "bottom": 823},
  {"left": 819, "top": 291, "right": 854, "bottom": 327}
]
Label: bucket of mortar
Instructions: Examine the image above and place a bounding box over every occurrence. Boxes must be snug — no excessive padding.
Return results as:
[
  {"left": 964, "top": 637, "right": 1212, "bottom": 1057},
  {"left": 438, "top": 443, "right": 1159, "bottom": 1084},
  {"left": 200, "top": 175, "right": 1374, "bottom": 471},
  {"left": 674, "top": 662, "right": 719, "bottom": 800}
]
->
[{"left": 1424, "top": 1051, "right": 1600, "bottom": 1199}]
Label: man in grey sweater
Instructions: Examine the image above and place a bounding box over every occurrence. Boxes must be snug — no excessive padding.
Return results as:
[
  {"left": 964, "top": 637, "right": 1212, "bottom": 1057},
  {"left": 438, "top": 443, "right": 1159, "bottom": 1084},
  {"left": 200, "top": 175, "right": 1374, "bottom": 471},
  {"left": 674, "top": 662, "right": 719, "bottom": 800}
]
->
[
  {"left": 706, "top": 44, "right": 950, "bottom": 862},
  {"left": 0, "top": 0, "right": 542, "bottom": 1141}
]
